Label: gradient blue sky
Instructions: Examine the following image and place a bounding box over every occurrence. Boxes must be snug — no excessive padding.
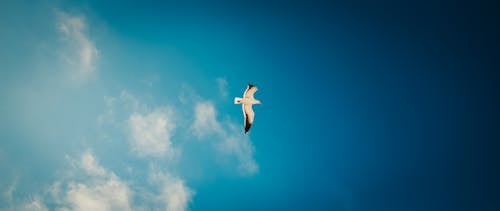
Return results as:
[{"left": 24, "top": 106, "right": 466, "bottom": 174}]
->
[{"left": 1, "top": 0, "right": 499, "bottom": 210}]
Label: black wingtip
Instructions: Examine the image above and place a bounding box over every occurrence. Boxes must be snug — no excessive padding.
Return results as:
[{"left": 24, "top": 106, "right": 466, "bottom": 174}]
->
[
  {"left": 244, "top": 123, "right": 252, "bottom": 134},
  {"left": 248, "top": 83, "right": 255, "bottom": 88}
]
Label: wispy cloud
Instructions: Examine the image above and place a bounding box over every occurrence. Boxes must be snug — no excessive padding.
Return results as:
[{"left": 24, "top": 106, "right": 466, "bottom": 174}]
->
[
  {"left": 98, "top": 91, "right": 145, "bottom": 127},
  {"left": 80, "top": 151, "right": 107, "bottom": 176},
  {"left": 96, "top": 91, "right": 193, "bottom": 210},
  {"left": 128, "top": 107, "right": 177, "bottom": 158},
  {"left": 56, "top": 11, "right": 98, "bottom": 81},
  {"left": 149, "top": 167, "right": 194, "bottom": 211},
  {"left": 216, "top": 77, "right": 228, "bottom": 98},
  {"left": 3, "top": 179, "right": 49, "bottom": 211},
  {"left": 98, "top": 90, "right": 179, "bottom": 159},
  {"left": 191, "top": 101, "right": 258, "bottom": 175},
  {"left": 19, "top": 149, "right": 194, "bottom": 211},
  {"left": 217, "top": 123, "right": 259, "bottom": 174},
  {"left": 21, "top": 196, "right": 49, "bottom": 211},
  {"left": 178, "top": 83, "right": 202, "bottom": 105},
  {"left": 3, "top": 178, "right": 17, "bottom": 209},
  {"left": 7, "top": 80, "right": 257, "bottom": 210},
  {"left": 191, "top": 101, "right": 222, "bottom": 137},
  {"left": 39, "top": 151, "right": 134, "bottom": 211},
  {"left": 101, "top": 88, "right": 258, "bottom": 175}
]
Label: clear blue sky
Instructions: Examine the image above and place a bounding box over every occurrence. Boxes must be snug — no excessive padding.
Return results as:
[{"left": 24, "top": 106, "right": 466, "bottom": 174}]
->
[{"left": 1, "top": 0, "right": 499, "bottom": 210}]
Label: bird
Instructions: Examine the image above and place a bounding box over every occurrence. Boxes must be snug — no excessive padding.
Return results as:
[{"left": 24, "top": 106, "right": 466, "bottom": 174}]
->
[{"left": 234, "top": 84, "right": 262, "bottom": 134}]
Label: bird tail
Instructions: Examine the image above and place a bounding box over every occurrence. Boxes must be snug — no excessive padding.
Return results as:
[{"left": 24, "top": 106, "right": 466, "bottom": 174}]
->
[{"left": 234, "top": 97, "right": 243, "bottom": 104}]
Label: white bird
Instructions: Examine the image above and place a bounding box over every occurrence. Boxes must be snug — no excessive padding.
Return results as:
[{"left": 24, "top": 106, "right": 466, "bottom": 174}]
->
[{"left": 234, "top": 84, "right": 262, "bottom": 134}]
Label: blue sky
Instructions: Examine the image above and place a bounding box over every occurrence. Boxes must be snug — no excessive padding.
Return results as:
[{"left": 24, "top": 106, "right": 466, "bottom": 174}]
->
[{"left": 1, "top": 0, "right": 499, "bottom": 210}]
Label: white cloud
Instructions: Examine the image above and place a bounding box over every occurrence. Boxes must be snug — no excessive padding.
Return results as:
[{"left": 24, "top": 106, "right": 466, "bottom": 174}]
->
[
  {"left": 22, "top": 197, "right": 49, "bottom": 211},
  {"left": 128, "top": 107, "right": 177, "bottom": 158},
  {"left": 97, "top": 91, "right": 145, "bottom": 127},
  {"left": 80, "top": 151, "right": 106, "bottom": 176},
  {"left": 11, "top": 85, "right": 255, "bottom": 211},
  {"left": 191, "top": 101, "right": 222, "bottom": 137},
  {"left": 178, "top": 83, "right": 202, "bottom": 105},
  {"left": 162, "top": 178, "right": 192, "bottom": 211},
  {"left": 94, "top": 90, "right": 195, "bottom": 209},
  {"left": 3, "top": 184, "right": 49, "bottom": 211},
  {"left": 216, "top": 77, "right": 228, "bottom": 97},
  {"left": 149, "top": 168, "right": 194, "bottom": 211},
  {"left": 3, "top": 178, "right": 17, "bottom": 209},
  {"left": 56, "top": 11, "right": 98, "bottom": 81},
  {"left": 10, "top": 149, "right": 196, "bottom": 211},
  {"left": 98, "top": 90, "right": 179, "bottom": 159},
  {"left": 217, "top": 124, "right": 259, "bottom": 175},
  {"left": 65, "top": 176, "right": 132, "bottom": 211},
  {"left": 5, "top": 180, "right": 16, "bottom": 200},
  {"left": 191, "top": 101, "right": 258, "bottom": 175},
  {"left": 49, "top": 151, "right": 133, "bottom": 211},
  {"left": 118, "top": 90, "right": 143, "bottom": 112}
]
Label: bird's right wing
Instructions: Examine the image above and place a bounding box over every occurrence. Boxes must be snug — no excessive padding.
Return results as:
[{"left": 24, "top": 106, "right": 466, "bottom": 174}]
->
[
  {"left": 243, "top": 84, "right": 258, "bottom": 99},
  {"left": 242, "top": 104, "right": 255, "bottom": 134}
]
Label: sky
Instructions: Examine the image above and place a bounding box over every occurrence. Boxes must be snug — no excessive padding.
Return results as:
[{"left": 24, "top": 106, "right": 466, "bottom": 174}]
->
[{"left": 1, "top": 0, "right": 499, "bottom": 210}]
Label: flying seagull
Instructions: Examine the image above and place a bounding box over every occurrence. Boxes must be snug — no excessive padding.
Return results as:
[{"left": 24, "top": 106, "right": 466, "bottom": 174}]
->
[{"left": 234, "top": 84, "right": 262, "bottom": 134}]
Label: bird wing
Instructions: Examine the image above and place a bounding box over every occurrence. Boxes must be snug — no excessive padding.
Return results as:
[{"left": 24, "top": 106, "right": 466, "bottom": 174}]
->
[
  {"left": 243, "top": 84, "right": 258, "bottom": 99},
  {"left": 242, "top": 104, "right": 255, "bottom": 134}
]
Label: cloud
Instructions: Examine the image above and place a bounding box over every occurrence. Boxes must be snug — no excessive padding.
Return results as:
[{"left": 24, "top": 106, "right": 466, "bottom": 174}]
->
[
  {"left": 13, "top": 148, "right": 196, "bottom": 211},
  {"left": 21, "top": 197, "right": 49, "bottom": 211},
  {"left": 5, "top": 152, "right": 133, "bottom": 211},
  {"left": 80, "top": 151, "right": 106, "bottom": 176},
  {"left": 56, "top": 11, "right": 98, "bottom": 81},
  {"left": 178, "top": 83, "right": 202, "bottom": 105},
  {"left": 191, "top": 101, "right": 222, "bottom": 137},
  {"left": 149, "top": 168, "right": 194, "bottom": 211},
  {"left": 98, "top": 90, "right": 179, "bottom": 159},
  {"left": 216, "top": 77, "right": 228, "bottom": 97},
  {"left": 64, "top": 176, "right": 132, "bottom": 211},
  {"left": 2, "top": 178, "right": 17, "bottom": 209},
  {"left": 2, "top": 180, "right": 49, "bottom": 211},
  {"left": 128, "top": 107, "right": 177, "bottom": 158},
  {"left": 95, "top": 91, "right": 193, "bottom": 209},
  {"left": 217, "top": 124, "right": 259, "bottom": 175},
  {"left": 5, "top": 83, "right": 256, "bottom": 210},
  {"left": 98, "top": 91, "right": 145, "bottom": 127},
  {"left": 191, "top": 101, "right": 258, "bottom": 175},
  {"left": 161, "top": 177, "right": 193, "bottom": 211},
  {"left": 49, "top": 151, "right": 133, "bottom": 211}
]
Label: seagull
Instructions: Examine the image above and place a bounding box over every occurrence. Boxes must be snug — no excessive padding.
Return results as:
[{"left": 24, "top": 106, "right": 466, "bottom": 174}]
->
[{"left": 234, "top": 84, "right": 262, "bottom": 134}]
